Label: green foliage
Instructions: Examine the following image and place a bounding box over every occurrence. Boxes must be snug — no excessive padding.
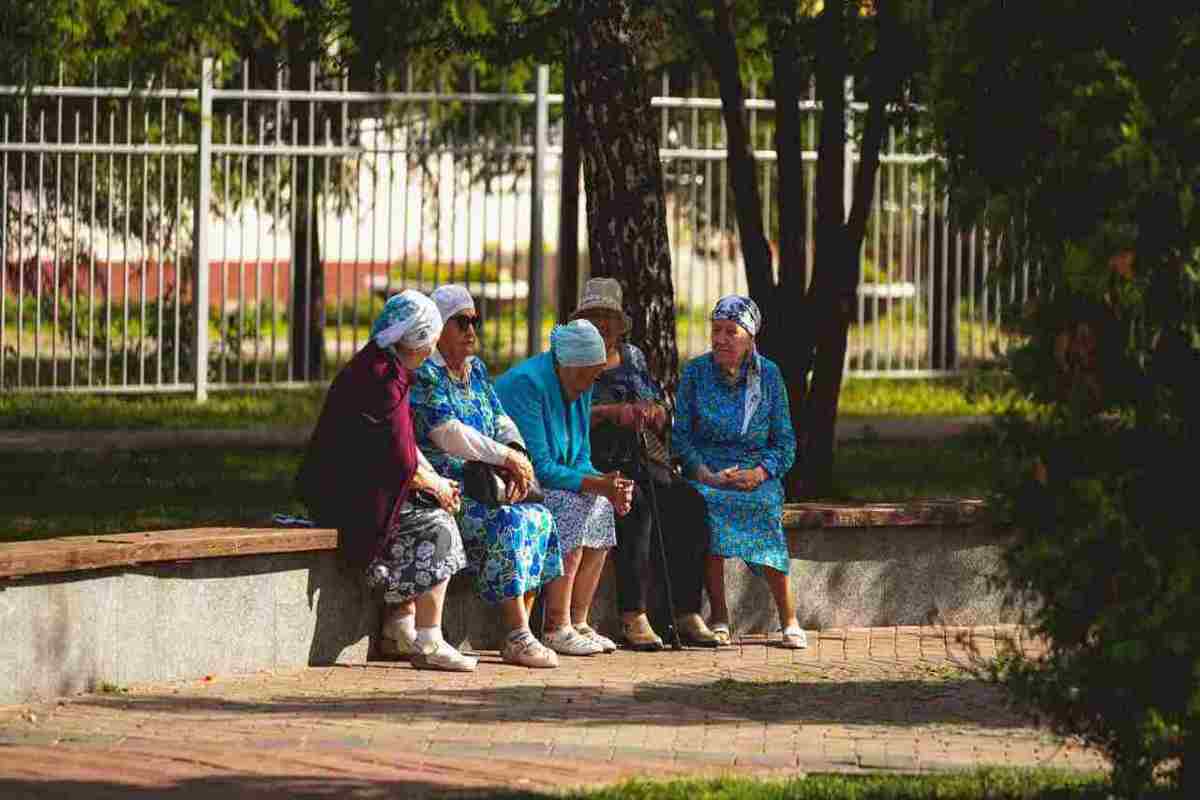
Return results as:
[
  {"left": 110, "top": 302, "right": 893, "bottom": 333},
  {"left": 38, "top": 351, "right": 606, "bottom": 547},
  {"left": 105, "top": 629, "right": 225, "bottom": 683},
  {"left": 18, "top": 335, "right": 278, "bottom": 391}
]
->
[
  {"left": 496, "top": 769, "right": 1114, "bottom": 800},
  {"left": 930, "top": 4, "right": 1200, "bottom": 794}
]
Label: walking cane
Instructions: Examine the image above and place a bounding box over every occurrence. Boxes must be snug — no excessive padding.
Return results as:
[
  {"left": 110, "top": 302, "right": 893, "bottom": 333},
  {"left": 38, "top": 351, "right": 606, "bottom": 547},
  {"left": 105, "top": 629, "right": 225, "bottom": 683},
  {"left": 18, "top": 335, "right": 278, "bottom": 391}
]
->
[{"left": 638, "top": 430, "right": 683, "bottom": 650}]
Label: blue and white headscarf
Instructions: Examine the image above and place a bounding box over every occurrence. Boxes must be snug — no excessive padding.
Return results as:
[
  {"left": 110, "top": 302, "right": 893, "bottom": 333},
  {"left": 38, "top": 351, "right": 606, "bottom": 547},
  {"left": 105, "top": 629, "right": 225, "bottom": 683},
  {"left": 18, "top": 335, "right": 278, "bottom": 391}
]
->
[
  {"left": 550, "top": 319, "right": 607, "bottom": 367},
  {"left": 371, "top": 290, "right": 443, "bottom": 351},
  {"left": 711, "top": 294, "right": 763, "bottom": 437}
]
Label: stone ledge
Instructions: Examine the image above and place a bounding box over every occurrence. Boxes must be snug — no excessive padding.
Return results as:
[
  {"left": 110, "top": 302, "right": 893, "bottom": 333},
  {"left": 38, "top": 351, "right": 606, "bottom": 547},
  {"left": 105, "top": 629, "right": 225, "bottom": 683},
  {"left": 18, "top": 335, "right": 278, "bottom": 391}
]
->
[
  {"left": 0, "top": 500, "right": 987, "bottom": 581},
  {"left": 783, "top": 499, "right": 986, "bottom": 530}
]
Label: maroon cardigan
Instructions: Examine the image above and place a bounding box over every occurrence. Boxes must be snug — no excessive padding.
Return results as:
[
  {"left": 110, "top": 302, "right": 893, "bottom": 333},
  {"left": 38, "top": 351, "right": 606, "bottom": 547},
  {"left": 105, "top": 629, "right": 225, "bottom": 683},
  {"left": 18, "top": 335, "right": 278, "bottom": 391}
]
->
[{"left": 297, "top": 341, "right": 420, "bottom": 570}]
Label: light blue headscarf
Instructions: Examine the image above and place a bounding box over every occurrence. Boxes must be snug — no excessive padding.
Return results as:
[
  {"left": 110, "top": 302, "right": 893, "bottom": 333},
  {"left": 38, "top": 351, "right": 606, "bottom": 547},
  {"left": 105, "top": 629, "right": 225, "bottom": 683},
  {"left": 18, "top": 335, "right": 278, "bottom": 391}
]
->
[
  {"left": 371, "top": 290, "right": 443, "bottom": 350},
  {"left": 550, "top": 319, "right": 606, "bottom": 367},
  {"left": 711, "top": 295, "right": 763, "bottom": 437}
]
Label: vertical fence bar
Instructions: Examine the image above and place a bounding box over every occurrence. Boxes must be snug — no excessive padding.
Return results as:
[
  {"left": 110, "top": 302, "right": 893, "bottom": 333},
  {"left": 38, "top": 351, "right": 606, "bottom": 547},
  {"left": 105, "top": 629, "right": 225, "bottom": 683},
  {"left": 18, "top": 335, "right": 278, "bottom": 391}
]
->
[
  {"left": 1, "top": 115, "right": 7, "bottom": 387},
  {"left": 173, "top": 109, "right": 183, "bottom": 383},
  {"left": 53, "top": 86, "right": 63, "bottom": 387},
  {"left": 70, "top": 111, "right": 80, "bottom": 387},
  {"left": 35, "top": 110, "right": 45, "bottom": 386},
  {"left": 156, "top": 96, "right": 166, "bottom": 386},
  {"left": 303, "top": 62, "right": 316, "bottom": 381},
  {"left": 193, "top": 57, "right": 213, "bottom": 402},
  {"left": 527, "top": 64, "right": 548, "bottom": 356},
  {"left": 139, "top": 108, "right": 149, "bottom": 384},
  {"left": 88, "top": 83, "right": 98, "bottom": 386},
  {"left": 843, "top": 76, "right": 854, "bottom": 225}
]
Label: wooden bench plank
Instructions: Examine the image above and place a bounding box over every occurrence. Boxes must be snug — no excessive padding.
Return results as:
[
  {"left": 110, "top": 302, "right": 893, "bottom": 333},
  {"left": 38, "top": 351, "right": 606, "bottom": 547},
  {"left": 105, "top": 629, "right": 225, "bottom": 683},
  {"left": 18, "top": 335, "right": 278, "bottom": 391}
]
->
[
  {"left": 0, "top": 527, "right": 338, "bottom": 579},
  {"left": 0, "top": 500, "right": 987, "bottom": 580}
]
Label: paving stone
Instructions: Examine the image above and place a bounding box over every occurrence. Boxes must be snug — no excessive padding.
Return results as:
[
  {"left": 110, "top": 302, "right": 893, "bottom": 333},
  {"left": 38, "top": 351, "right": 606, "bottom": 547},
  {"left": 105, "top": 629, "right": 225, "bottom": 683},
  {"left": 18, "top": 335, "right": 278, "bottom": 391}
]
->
[{"left": 0, "top": 625, "right": 1107, "bottom": 796}]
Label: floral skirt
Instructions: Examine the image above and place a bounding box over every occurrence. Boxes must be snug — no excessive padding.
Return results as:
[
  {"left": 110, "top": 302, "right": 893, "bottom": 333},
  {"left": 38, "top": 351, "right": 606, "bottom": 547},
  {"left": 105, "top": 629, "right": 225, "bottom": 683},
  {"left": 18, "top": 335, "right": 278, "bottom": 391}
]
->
[
  {"left": 459, "top": 497, "right": 564, "bottom": 605},
  {"left": 365, "top": 502, "right": 467, "bottom": 604},
  {"left": 690, "top": 477, "right": 789, "bottom": 574},
  {"left": 541, "top": 489, "right": 617, "bottom": 554}
]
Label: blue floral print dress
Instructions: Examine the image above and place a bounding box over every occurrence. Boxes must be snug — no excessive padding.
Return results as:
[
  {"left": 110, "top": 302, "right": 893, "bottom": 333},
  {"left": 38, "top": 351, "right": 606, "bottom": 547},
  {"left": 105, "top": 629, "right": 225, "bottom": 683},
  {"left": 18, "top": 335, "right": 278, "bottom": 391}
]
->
[
  {"left": 410, "top": 356, "right": 564, "bottom": 604},
  {"left": 671, "top": 352, "right": 796, "bottom": 573}
]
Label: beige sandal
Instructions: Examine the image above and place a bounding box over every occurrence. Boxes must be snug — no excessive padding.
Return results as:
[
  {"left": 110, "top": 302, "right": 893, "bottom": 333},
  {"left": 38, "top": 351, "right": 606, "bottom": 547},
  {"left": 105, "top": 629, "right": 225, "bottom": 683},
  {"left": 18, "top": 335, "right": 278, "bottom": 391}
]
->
[
  {"left": 709, "top": 622, "right": 733, "bottom": 647},
  {"left": 621, "top": 613, "right": 664, "bottom": 652}
]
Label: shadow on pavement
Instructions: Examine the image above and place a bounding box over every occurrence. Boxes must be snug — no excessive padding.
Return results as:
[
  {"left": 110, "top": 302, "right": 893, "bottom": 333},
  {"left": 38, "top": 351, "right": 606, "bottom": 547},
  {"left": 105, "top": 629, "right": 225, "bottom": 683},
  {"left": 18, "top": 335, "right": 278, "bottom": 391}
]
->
[{"left": 65, "top": 674, "right": 1027, "bottom": 730}]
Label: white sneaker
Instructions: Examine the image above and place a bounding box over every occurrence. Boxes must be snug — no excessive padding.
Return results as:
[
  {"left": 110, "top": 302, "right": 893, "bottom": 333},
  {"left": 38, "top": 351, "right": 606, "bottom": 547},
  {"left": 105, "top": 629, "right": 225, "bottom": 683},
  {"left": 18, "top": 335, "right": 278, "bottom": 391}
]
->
[
  {"left": 781, "top": 626, "right": 809, "bottom": 650},
  {"left": 502, "top": 634, "right": 560, "bottom": 669},
  {"left": 412, "top": 641, "right": 479, "bottom": 672},
  {"left": 575, "top": 624, "right": 617, "bottom": 653},
  {"left": 543, "top": 626, "right": 604, "bottom": 656}
]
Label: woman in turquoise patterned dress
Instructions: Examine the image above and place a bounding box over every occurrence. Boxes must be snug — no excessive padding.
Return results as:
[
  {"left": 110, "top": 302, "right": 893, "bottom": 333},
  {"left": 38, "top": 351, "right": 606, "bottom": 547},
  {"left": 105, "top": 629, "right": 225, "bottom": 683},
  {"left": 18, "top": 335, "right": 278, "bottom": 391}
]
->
[
  {"left": 672, "top": 295, "right": 806, "bottom": 649},
  {"left": 410, "top": 285, "right": 565, "bottom": 669}
]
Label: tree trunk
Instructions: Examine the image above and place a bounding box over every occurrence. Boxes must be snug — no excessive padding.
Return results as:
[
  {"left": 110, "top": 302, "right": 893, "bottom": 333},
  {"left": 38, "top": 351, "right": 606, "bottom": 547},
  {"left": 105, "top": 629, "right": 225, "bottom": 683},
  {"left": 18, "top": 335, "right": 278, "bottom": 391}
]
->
[
  {"left": 570, "top": 0, "right": 679, "bottom": 397},
  {"left": 706, "top": 1, "right": 775, "bottom": 308},
  {"left": 770, "top": 21, "right": 813, "bottom": 499},
  {"left": 801, "top": 0, "right": 851, "bottom": 498},
  {"left": 286, "top": 18, "right": 325, "bottom": 381},
  {"left": 802, "top": 0, "right": 896, "bottom": 497},
  {"left": 556, "top": 43, "right": 582, "bottom": 323}
]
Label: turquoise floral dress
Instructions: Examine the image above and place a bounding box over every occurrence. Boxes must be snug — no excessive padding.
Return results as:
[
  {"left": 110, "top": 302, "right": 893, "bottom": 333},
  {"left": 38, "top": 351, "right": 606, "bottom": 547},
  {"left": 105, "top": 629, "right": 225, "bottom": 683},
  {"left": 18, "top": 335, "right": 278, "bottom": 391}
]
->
[
  {"left": 410, "top": 356, "right": 563, "bottom": 604},
  {"left": 672, "top": 352, "right": 796, "bottom": 573}
]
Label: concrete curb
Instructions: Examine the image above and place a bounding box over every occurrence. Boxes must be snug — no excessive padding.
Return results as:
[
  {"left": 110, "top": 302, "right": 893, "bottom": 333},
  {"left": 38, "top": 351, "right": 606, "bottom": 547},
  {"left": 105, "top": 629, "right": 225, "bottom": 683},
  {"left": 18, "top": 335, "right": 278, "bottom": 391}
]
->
[{"left": 0, "top": 416, "right": 991, "bottom": 453}]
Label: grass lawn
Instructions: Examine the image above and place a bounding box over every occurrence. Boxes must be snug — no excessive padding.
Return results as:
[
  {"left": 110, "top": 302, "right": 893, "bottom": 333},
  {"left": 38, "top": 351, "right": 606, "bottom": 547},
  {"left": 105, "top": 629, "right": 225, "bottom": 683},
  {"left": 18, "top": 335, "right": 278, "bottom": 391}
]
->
[
  {"left": 0, "top": 434, "right": 994, "bottom": 542},
  {"left": 491, "top": 770, "right": 1117, "bottom": 799},
  {"left": 0, "top": 373, "right": 1029, "bottom": 431}
]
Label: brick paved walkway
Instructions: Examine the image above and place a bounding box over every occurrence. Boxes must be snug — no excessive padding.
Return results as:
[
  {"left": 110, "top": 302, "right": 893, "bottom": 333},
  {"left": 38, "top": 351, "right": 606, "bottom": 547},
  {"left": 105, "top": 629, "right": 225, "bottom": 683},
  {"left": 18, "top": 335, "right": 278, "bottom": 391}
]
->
[{"left": 0, "top": 626, "right": 1103, "bottom": 798}]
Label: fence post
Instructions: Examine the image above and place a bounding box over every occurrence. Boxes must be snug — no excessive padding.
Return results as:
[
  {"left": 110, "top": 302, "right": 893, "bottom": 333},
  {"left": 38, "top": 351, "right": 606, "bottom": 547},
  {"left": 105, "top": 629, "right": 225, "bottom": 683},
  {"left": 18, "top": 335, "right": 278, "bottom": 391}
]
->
[
  {"left": 843, "top": 75, "right": 855, "bottom": 224},
  {"left": 193, "top": 57, "right": 213, "bottom": 402},
  {"left": 528, "top": 64, "right": 549, "bottom": 355}
]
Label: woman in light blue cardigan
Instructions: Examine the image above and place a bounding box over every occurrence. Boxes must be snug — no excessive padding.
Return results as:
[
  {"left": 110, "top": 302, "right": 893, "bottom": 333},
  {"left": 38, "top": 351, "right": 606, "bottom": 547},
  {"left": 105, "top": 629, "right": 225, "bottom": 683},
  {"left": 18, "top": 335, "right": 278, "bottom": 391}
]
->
[{"left": 496, "top": 321, "right": 634, "bottom": 657}]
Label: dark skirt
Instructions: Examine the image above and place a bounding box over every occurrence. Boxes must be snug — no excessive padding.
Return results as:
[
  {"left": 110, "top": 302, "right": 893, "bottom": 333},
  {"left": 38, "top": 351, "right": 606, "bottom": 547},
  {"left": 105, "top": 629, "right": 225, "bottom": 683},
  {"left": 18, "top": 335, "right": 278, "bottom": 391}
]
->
[{"left": 365, "top": 502, "right": 467, "bottom": 603}]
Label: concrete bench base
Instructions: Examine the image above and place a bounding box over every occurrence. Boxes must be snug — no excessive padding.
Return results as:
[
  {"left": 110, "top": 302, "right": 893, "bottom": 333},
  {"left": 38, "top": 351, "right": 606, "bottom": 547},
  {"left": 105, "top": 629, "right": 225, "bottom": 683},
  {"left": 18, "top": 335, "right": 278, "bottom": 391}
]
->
[{"left": 0, "top": 502, "right": 1027, "bottom": 704}]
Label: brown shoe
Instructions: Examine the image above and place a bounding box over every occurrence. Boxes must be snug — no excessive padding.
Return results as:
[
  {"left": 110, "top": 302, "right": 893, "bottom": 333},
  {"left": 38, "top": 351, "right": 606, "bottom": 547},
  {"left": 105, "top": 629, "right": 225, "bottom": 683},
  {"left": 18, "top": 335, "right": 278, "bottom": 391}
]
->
[
  {"left": 676, "top": 613, "right": 719, "bottom": 648},
  {"left": 621, "top": 612, "right": 664, "bottom": 652}
]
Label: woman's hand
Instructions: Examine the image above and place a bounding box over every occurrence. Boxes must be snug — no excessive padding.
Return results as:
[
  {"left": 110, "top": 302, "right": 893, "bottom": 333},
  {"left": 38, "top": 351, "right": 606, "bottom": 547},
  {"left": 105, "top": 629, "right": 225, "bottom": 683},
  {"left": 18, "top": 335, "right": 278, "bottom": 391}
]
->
[
  {"left": 431, "top": 475, "right": 462, "bottom": 513},
  {"left": 600, "top": 471, "right": 635, "bottom": 516},
  {"left": 722, "top": 466, "right": 768, "bottom": 492},
  {"left": 504, "top": 447, "right": 535, "bottom": 486},
  {"left": 695, "top": 464, "right": 731, "bottom": 488},
  {"left": 501, "top": 447, "right": 535, "bottom": 504}
]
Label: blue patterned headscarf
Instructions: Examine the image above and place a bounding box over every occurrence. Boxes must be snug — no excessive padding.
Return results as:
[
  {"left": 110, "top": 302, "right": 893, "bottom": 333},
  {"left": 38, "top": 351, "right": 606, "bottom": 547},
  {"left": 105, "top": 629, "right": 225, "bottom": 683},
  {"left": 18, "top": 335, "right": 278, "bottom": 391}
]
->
[
  {"left": 550, "top": 319, "right": 606, "bottom": 367},
  {"left": 711, "top": 294, "right": 762, "bottom": 337},
  {"left": 371, "top": 290, "right": 443, "bottom": 350},
  {"left": 710, "top": 294, "right": 763, "bottom": 437}
]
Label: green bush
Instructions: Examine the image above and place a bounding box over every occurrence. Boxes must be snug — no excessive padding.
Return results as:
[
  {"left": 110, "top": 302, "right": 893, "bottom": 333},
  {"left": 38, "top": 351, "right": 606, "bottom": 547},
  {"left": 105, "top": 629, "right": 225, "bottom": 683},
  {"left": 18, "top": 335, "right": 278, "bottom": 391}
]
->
[{"left": 990, "top": 284, "right": 1200, "bottom": 795}]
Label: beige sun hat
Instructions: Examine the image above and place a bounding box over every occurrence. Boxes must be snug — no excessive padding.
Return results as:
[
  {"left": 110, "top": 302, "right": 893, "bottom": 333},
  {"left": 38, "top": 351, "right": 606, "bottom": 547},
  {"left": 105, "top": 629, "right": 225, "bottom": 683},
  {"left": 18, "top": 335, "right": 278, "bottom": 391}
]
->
[{"left": 569, "top": 277, "right": 632, "bottom": 334}]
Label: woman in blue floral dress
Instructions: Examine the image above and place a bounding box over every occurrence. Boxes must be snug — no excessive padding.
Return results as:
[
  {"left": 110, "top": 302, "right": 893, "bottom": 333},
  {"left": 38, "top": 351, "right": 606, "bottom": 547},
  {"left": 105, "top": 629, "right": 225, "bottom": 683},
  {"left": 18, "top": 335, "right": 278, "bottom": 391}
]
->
[
  {"left": 410, "top": 286, "right": 564, "bottom": 669},
  {"left": 672, "top": 295, "right": 806, "bottom": 649}
]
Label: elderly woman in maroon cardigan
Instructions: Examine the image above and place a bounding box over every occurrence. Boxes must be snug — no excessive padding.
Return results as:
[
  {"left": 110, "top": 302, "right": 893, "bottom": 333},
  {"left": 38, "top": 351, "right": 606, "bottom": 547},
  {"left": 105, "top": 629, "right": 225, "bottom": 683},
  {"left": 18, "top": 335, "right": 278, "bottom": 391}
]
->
[{"left": 298, "top": 290, "right": 475, "bottom": 672}]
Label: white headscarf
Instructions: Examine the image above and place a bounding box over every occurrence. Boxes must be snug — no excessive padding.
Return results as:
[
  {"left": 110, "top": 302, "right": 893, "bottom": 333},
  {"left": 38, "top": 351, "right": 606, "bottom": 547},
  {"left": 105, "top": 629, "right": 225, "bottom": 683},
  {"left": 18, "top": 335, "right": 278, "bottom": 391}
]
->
[
  {"left": 371, "top": 290, "right": 443, "bottom": 350},
  {"left": 430, "top": 284, "right": 475, "bottom": 323}
]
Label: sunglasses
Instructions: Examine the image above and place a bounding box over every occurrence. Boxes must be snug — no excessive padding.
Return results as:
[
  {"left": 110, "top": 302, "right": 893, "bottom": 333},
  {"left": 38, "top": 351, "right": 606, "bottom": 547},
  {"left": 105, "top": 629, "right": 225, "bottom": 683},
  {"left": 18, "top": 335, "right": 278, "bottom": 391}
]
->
[{"left": 449, "top": 314, "right": 483, "bottom": 333}]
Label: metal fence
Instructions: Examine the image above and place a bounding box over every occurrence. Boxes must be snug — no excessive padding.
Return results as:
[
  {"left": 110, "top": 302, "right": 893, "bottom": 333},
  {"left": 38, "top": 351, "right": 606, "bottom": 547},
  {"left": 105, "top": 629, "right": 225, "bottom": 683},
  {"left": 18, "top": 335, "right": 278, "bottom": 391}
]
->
[{"left": 1, "top": 60, "right": 1027, "bottom": 397}]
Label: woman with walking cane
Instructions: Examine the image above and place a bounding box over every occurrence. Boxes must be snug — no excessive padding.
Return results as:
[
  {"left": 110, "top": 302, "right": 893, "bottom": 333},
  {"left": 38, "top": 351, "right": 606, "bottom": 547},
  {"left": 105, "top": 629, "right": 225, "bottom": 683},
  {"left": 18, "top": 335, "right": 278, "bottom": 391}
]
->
[{"left": 574, "top": 279, "right": 720, "bottom": 650}]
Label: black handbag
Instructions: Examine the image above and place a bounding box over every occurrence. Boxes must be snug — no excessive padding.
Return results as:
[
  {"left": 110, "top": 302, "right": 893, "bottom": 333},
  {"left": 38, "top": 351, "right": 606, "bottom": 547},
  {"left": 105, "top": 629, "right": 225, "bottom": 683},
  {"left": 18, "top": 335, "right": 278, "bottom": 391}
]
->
[{"left": 461, "top": 444, "right": 545, "bottom": 508}]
